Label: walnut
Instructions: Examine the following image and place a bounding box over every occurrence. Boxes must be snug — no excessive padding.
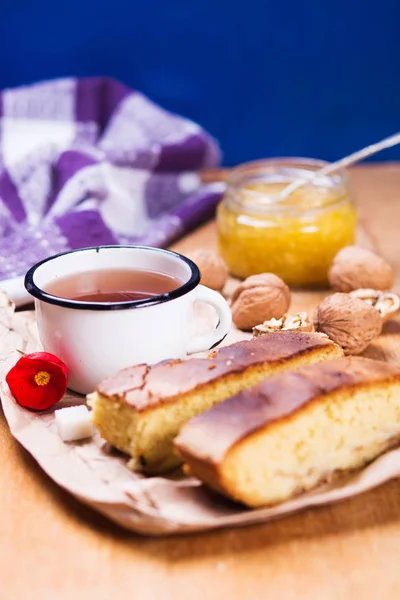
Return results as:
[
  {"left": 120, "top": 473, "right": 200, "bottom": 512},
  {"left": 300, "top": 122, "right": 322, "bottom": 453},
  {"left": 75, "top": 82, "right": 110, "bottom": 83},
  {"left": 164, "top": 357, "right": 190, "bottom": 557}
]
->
[
  {"left": 313, "top": 293, "right": 382, "bottom": 355},
  {"left": 252, "top": 312, "right": 312, "bottom": 337},
  {"left": 187, "top": 249, "right": 228, "bottom": 292},
  {"left": 350, "top": 289, "right": 400, "bottom": 322},
  {"left": 328, "top": 246, "right": 394, "bottom": 293},
  {"left": 231, "top": 273, "right": 291, "bottom": 331}
]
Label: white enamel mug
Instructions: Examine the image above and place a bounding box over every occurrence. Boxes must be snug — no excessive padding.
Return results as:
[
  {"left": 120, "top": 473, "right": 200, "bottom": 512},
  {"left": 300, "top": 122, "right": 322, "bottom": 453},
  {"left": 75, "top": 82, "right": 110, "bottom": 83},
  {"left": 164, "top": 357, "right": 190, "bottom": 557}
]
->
[{"left": 24, "top": 245, "right": 232, "bottom": 394}]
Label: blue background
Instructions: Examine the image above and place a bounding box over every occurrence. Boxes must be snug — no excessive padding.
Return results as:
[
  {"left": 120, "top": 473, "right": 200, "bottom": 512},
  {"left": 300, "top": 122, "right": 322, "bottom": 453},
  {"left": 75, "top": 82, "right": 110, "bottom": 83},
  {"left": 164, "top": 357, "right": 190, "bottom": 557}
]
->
[{"left": 1, "top": 0, "right": 399, "bottom": 165}]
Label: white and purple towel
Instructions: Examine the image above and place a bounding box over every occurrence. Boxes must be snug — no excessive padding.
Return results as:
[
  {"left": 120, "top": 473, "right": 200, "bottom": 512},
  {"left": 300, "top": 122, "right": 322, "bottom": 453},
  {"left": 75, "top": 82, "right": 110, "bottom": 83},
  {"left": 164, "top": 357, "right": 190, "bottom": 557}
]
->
[{"left": 0, "top": 77, "right": 223, "bottom": 300}]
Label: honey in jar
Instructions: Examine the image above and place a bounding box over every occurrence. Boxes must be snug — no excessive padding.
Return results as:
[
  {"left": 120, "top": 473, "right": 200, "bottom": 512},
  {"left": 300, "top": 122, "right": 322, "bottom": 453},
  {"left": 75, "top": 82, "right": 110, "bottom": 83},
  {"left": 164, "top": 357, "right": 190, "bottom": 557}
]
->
[{"left": 217, "top": 158, "right": 357, "bottom": 287}]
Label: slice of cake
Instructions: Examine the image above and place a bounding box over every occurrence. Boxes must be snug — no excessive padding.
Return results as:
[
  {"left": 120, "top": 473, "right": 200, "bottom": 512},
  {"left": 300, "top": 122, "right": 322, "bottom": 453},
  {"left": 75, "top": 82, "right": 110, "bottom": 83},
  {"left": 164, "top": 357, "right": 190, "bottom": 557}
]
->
[
  {"left": 175, "top": 357, "right": 400, "bottom": 507},
  {"left": 89, "top": 331, "right": 342, "bottom": 474}
]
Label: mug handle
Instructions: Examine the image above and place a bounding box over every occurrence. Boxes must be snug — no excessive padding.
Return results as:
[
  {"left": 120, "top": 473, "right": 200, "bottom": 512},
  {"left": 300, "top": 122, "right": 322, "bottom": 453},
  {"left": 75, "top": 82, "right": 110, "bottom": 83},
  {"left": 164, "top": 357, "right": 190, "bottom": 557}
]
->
[{"left": 187, "top": 285, "right": 232, "bottom": 354}]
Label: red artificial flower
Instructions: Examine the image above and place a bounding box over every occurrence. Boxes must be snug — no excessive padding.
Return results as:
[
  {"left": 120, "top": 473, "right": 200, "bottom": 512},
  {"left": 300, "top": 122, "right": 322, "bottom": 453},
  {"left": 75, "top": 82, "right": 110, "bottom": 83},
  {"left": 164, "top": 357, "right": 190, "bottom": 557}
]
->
[{"left": 6, "top": 352, "right": 68, "bottom": 411}]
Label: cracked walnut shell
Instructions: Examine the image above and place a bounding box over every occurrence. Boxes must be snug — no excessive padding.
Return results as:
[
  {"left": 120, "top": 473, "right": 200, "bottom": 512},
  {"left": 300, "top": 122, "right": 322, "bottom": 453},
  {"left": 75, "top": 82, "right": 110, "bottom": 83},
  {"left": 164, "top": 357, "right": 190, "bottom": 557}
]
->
[
  {"left": 328, "top": 246, "right": 394, "bottom": 293},
  {"left": 350, "top": 289, "right": 400, "bottom": 322},
  {"left": 231, "top": 273, "right": 291, "bottom": 331},
  {"left": 253, "top": 312, "right": 312, "bottom": 337},
  {"left": 314, "top": 293, "right": 382, "bottom": 355}
]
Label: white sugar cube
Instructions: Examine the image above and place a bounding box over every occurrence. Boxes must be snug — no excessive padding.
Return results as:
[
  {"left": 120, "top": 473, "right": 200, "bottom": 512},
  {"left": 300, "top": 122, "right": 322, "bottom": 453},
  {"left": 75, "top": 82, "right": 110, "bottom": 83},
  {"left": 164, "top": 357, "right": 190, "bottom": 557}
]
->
[{"left": 55, "top": 405, "right": 93, "bottom": 442}]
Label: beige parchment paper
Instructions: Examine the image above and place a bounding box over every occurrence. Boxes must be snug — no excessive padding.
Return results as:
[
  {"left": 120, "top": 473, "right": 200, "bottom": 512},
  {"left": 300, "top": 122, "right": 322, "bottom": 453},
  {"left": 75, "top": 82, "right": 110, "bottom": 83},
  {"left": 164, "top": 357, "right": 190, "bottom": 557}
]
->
[{"left": 1, "top": 292, "right": 400, "bottom": 536}]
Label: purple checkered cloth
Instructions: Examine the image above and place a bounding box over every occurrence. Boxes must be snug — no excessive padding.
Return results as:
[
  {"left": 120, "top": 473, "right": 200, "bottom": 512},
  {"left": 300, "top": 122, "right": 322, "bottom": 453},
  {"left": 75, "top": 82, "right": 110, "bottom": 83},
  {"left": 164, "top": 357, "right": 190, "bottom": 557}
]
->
[{"left": 0, "top": 77, "right": 223, "bottom": 282}]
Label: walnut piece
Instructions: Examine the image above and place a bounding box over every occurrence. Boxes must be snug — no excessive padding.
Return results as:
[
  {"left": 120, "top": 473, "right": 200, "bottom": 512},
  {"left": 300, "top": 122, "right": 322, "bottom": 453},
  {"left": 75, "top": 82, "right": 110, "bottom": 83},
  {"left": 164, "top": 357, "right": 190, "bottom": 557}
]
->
[
  {"left": 187, "top": 249, "right": 228, "bottom": 292},
  {"left": 252, "top": 312, "right": 312, "bottom": 337},
  {"left": 231, "top": 273, "right": 291, "bottom": 331},
  {"left": 313, "top": 293, "right": 382, "bottom": 355},
  {"left": 328, "top": 246, "right": 394, "bottom": 293},
  {"left": 350, "top": 289, "right": 400, "bottom": 322}
]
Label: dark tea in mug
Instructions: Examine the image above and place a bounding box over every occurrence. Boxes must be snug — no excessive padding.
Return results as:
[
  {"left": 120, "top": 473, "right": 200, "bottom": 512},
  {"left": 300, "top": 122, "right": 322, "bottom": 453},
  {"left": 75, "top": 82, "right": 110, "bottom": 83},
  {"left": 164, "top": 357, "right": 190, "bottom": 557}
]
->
[{"left": 45, "top": 269, "right": 183, "bottom": 302}]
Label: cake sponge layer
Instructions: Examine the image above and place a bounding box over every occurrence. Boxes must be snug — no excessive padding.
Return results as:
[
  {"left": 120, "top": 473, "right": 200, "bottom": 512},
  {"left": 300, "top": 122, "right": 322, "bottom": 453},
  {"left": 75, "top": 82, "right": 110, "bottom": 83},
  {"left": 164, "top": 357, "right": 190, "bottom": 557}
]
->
[
  {"left": 175, "top": 357, "right": 400, "bottom": 507},
  {"left": 90, "top": 331, "right": 342, "bottom": 473}
]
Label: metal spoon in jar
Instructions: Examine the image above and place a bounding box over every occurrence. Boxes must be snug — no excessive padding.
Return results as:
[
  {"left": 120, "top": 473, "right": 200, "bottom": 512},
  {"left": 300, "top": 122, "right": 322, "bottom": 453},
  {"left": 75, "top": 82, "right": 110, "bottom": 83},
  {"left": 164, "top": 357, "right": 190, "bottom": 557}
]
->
[{"left": 277, "top": 131, "right": 400, "bottom": 201}]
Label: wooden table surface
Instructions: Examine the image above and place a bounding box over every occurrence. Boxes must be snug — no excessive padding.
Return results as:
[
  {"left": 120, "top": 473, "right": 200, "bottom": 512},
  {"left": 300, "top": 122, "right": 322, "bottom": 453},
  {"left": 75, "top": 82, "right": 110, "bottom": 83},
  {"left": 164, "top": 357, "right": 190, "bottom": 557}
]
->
[{"left": 1, "top": 164, "right": 400, "bottom": 600}]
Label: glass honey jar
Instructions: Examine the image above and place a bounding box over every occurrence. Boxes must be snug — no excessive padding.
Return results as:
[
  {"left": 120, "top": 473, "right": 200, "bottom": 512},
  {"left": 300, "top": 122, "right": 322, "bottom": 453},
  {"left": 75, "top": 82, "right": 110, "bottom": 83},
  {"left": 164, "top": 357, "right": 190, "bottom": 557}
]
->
[{"left": 216, "top": 158, "right": 357, "bottom": 287}]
